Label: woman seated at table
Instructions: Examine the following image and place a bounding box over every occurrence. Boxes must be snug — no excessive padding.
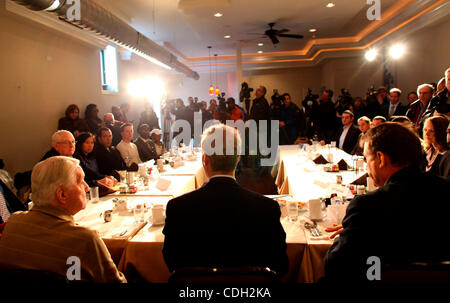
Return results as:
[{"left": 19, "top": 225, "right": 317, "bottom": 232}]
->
[
  {"left": 422, "top": 116, "right": 449, "bottom": 175},
  {"left": 58, "top": 104, "right": 89, "bottom": 137},
  {"left": 74, "top": 132, "right": 117, "bottom": 188}
]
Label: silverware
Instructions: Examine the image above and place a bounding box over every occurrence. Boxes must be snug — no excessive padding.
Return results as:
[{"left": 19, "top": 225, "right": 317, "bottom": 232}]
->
[
  {"left": 119, "top": 229, "right": 127, "bottom": 236},
  {"left": 304, "top": 222, "right": 318, "bottom": 237}
]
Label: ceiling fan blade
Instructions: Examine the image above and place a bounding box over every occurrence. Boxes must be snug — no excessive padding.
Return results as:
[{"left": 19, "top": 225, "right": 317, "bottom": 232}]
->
[
  {"left": 277, "top": 29, "right": 290, "bottom": 34},
  {"left": 268, "top": 35, "right": 279, "bottom": 44},
  {"left": 278, "top": 33, "right": 304, "bottom": 39}
]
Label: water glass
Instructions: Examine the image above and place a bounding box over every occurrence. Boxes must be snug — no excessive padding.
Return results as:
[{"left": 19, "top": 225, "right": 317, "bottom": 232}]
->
[
  {"left": 287, "top": 201, "right": 298, "bottom": 222},
  {"left": 134, "top": 203, "right": 145, "bottom": 223},
  {"left": 90, "top": 186, "right": 99, "bottom": 203}
]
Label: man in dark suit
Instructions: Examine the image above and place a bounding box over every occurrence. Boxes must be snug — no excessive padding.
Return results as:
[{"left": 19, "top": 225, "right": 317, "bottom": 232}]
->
[
  {"left": 95, "top": 128, "right": 126, "bottom": 176},
  {"left": 381, "top": 88, "right": 408, "bottom": 119},
  {"left": 324, "top": 123, "right": 450, "bottom": 281},
  {"left": 103, "top": 113, "right": 123, "bottom": 146},
  {"left": 162, "top": 124, "right": 289, "bottom": 277},
  {"left": 134, "top": 124, "right": 158, "bottom": 162},
  {"left": 333, "top": 110, "right": 361, "bottom": 154}
]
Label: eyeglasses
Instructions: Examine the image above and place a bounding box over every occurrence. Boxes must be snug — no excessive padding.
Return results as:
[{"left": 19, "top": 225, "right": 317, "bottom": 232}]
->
[{"left": 57, "top": 140, "right": 75, "bottom": 145}]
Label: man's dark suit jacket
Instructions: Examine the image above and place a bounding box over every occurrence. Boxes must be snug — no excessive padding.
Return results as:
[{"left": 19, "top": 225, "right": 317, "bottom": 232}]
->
[
  {"left": 162, "top": 177, "right": 289, "bottom": 276},
  {"left": 95, "top": 144, "right": 126, "bottom": 176},
  {"left": 324, "top": 167, "right": 450, "bottom": 281},
  {"left": 333, "top": 125, "right": 361, "bottom": 154},
  {"left": 381, "top": 102, "right": 408, "bottom": 119},
  {"left": 134, "top": 137, "right": 158, "bottom": 162}
]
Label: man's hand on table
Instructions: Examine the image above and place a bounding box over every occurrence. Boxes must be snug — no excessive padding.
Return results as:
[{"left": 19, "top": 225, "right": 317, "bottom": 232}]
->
[
  {"left": 98, "top": 176, "right": 118, "bottom": 189},
  {"left": 325, "top": 224, "right": 343, "bottom": 239}
]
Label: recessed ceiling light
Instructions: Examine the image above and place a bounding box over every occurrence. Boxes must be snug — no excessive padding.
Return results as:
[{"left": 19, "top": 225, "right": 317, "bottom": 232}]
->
[
  {"left": 214, "top": 12, "right": 223, "bottom": 17},
  {"left": 257, "top": 43, "right": 264, "bottom": 46},
  {"left": 309, "top": 28, "right": 317, "bottom": 33},
  {"left": 257, "top": 51, "right": 263, "bottom": 54},
  {"left": 224, "top": 35, "right": 231, "bottom": 39},
  {"left": 326, "top": 3, "right": 335, "bottom": 8}
]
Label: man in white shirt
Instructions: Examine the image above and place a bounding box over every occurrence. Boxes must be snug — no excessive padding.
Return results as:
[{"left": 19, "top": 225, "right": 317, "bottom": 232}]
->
[
  {"left": 335, "top": 110, "right": 361, "bottom": 154},
  {"left": 116, "top": 123, "right": 142, "bottom": 168}
]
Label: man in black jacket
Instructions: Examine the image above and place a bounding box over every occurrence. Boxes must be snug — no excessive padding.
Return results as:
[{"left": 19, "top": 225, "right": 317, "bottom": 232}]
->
[
  {"left": 162, "top": 124, "right": 289, "bottom": 277},
  {"left": 324, "top": 123, "right": 450, "bottom": 282},
  {"left": 332, "top": 110, "right": 361, "bottom": 154},
  {"left": 134, "top": 124, "right": 158, "bottom": 162},
  {"left": 381, "top": 88, "right": 408, "bottom": 119},
  {"left": 95, "top": 128, "right": 126, "bottom": 176},
  {"left": 41, "top": 130, "right": 76, "bottom": 161}
]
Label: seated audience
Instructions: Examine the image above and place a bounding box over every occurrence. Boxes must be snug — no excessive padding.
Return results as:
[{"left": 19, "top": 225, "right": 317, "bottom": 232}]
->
[
  {"left": 73, "top": 133, "right": 117, "bottom": 188},
  {"left": 331, "top": 110, "right": 360, "bottom": 154},
  {"left": 57, "top": 104, "right": 89, "bottom": 137},
  {"left": 0, "top": 178, "right": 26, "bottom": 223},
  {"left": 0, "top": 157, "right": 126, "bottom": 282},
  {"left": 406, "top": 84, "right": 434, "bottom": 130},
  {"left": 382, "top": 88, "right": 407, "bottom": 119},
  {"left": 116, "top": 123, "right": 142, "bottom": 168},
  {"left": 111, "top": 105, "right": 122, "bottom": 121},
  {"left": 162, "top": 124, "right": 289, "bottom": 276},
  {"left": 150, "top": 129, "right": 167, "bottom": 158},
  {"left": 95, "top": 128, "right": 127, "bottom": 176},
  {"left": 103, "top": 113, "right": 123, "bottom": 146},
  {"left": 351, "top": 116, "right": 371, "bottom": 156},
  {"left": 371, "top": 115, "right": 386, "bottom": 128},
  {"left": 84, "top": 104, "right": 102, "bottom": 135},
  {"left": 407, "top": 91, "right": 418, "bottom": 108},
  {"left": 118, "top": 103, "right": 130, "bottom": 123},
  {"left": 324, "top": 123, "right": 450, "bottom": 281},
  {"left": 134, "top": 124, "right": 158, "bottom": 162},
  {"left": 41, "top": 130, "right": 75, "bottom": 160},
  {"left": 139, "top": 103, "right": 160, "bottom": 130},
  {"left": 422, "top": 116, "right": 449, "bottom": 175}
]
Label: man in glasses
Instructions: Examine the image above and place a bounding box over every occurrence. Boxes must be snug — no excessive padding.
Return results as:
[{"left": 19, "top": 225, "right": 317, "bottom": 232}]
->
[{"left": 41, "top": 130, "right": 76, "bottom": 161}]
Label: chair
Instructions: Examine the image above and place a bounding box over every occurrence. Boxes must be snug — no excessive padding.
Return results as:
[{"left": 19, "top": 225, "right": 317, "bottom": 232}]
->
[
  {"left": 381, "top": 261, "right": 450, "bottom": 283},
  {"left": 0, "top": 268, "right": 69, "bottom": 283},
  {"left": 169, "top": 266, "right": 279, "bottom": 283}
]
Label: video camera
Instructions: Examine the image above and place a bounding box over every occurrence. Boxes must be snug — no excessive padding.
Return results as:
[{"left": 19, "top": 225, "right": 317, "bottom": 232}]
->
[
  {"left": 302, "top": 88, "right": 319, "bottom": 112},
  {"left": 335, "top": 88, "right": 353, "bottom": 114}
]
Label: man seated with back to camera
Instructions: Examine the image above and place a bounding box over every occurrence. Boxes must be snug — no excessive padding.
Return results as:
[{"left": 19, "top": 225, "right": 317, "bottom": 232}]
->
[
  {"left": 162, "top": 124, "right": 289, "bottom": 277},
  {"left": 0, "top": 156, "right": 126, "bottom": 282},
  {"left": 324, "top": 123, "right": 450, "bottom": 282},
  {"left": 95, "top": 128, "right": 126, "bottom": 177}
]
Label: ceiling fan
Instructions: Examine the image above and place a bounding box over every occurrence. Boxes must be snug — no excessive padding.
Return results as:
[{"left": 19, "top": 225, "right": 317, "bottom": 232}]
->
[{"left": 263, "top": 22, "right": 304, "bottom": 45}]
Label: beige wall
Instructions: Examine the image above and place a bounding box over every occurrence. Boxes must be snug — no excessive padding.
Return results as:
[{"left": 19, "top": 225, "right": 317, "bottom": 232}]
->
[{"left": 0, "top": 6, "right": 160, "bottom": 175}]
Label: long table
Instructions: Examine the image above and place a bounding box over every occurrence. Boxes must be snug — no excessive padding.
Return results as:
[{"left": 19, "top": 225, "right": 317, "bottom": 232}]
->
[{"left": 74, "top": 145, "right": 365, "bottom": 282}]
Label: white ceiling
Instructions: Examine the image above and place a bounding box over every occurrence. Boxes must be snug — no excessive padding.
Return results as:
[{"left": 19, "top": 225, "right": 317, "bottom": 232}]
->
[{"left": 95, "top": 0, "right": 448, "bottom": 72}]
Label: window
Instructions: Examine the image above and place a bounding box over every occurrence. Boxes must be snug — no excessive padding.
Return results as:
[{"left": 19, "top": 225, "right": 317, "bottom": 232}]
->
[{"left": 100, "top": 45, "right": 118, "bottom": 93}]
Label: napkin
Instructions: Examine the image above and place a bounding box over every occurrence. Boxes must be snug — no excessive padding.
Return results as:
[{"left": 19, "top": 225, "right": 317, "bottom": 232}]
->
[
  {"left": 351, "top": 172, "right": 368, "bottom": 186},
  {"left": 156, "top": 178, "right": 171, "bottom": 191},
  {"left": 313, "top": 154, "right": 329, "bottom": 165},
  {"left": 337, "top": 159, "right": 348, "bottom": 170}
]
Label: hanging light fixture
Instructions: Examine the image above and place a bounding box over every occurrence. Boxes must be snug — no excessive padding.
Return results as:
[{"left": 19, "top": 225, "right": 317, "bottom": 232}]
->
[
  {"left": 214, "top": 54, "right": 220, "bottom": 96},
  {"left": 208, "top": 46, "right": 214, "bottom": 95}
]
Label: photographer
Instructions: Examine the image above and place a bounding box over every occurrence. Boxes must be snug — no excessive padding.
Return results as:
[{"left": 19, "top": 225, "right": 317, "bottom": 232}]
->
[
  {"left": 240, "top": 82, "right": 254, "bottom": 114},
  {"left": 365, "top": 86, "right": 388, "bottom": 119},
  {"left": 334, "top": 88, "right": 353, "bottom": 118},
  {"left": 302, "top": 88, "right": 319, "bottom": 139},
  {"left": 280, "top": 93, "right": 306, "bottom": 144},
  {"left": 316, "top": 89, "right": 337, "bottom": 143}
]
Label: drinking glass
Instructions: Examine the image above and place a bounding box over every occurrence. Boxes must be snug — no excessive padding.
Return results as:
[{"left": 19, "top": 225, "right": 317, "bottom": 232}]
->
[
  {"left": 90, "top": 186, "right": 99, "bottom": 203},
  {"left": 134, "top": 203, "right": 145, "bottom": 223},
  {"left": 287, "top": 201, "right": 298, "bottom": 222}
]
